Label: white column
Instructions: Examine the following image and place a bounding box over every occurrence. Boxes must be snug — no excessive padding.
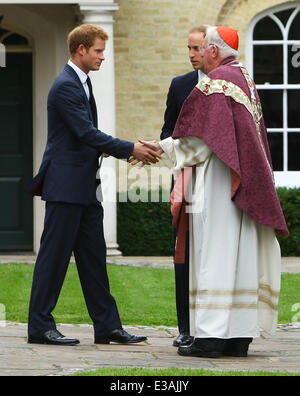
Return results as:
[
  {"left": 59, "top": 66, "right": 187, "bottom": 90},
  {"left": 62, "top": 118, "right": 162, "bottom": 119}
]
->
[{"left": 79, "top": 2, "right": 121, "bottom": 256}]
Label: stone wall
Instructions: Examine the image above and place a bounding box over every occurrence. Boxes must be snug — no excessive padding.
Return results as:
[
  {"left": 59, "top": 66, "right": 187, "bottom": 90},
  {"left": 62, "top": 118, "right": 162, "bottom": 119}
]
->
[{"left": 113, "top": 0, "right": 293, "bottom": 191}]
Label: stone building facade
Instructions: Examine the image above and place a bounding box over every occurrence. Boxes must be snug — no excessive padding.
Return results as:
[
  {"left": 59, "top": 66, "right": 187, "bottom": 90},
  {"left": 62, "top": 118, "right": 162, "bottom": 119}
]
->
[
  {"left": 0, "top": 0, "right": 299, "bottom": 253},
  {"left": 114, "top": 0, "right": 300, "bottom": 190}
]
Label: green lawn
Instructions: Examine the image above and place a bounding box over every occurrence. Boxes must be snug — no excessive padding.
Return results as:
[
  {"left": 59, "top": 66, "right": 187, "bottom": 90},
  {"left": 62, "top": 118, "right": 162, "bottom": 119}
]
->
[
  {"left": 0, "top": 263, "right": 299, "bottom": 326},
  {"left": 278, "top": 273, "right": 300, "bottom": 323},
  {"left": 0, "top": 263, "right": 176, "bottom": 326},
  {"left": 72, "top": 367, "right": 300, "bottom": 376}
]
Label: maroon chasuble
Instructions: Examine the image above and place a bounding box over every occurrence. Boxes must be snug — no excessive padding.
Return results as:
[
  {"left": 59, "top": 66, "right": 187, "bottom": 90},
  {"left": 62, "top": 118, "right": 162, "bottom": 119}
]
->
[{"left": 171, "top": 57, "right": 289, "bottom": 263}]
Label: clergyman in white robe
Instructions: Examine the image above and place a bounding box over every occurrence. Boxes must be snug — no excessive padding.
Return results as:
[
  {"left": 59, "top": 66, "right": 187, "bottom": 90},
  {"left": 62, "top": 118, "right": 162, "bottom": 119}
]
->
[{"left": 160, "top": 135, "right": 281, "bottom": 340}]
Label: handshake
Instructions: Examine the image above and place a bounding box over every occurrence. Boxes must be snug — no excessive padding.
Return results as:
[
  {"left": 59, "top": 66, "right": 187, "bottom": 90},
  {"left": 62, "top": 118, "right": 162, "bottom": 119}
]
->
[{"left": 129, "top": 139, "right": 164, "bottom": 166}]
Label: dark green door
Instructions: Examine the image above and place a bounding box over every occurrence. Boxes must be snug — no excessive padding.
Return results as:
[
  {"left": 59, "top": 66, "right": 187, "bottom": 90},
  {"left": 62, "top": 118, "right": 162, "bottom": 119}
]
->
[{"left": 0, "top": 53, "right": 33, "bottom": 250}]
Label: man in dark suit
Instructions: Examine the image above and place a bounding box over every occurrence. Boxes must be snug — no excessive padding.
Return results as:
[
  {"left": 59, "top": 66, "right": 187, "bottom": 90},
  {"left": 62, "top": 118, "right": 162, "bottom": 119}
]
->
[
  {"left": 160, "top": 26, "right": 207, "bottom": 347},
  {"left": 27, "top": 24, "right": 160, "bottom": 346}
]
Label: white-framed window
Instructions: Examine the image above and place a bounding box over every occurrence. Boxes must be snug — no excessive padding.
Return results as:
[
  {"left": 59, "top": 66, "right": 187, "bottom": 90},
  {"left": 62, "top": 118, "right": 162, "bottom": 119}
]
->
[{"left": 246, "top": 3, "right": 300, "bottom": 187}]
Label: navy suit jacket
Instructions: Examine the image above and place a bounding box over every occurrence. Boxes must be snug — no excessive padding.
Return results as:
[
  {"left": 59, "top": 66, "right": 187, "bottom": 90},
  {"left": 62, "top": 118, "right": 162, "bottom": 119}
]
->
[
  {"left": 160, "top": 70, "right": 198, "bottom": 140},
  {"left": 28, "top": 64, "right": 134, "bottom": 205}
]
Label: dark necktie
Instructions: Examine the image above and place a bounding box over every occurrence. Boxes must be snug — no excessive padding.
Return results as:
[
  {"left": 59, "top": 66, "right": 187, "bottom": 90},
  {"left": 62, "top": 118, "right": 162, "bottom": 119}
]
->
[{"left": 86, "top": 76, "right": 98, "bottom": 127}]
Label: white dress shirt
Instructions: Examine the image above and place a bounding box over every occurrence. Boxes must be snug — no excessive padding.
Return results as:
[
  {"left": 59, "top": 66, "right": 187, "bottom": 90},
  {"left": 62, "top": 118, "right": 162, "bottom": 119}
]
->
[
  {"left": 198, "top": 69, "right": 206, "bottom": 82},
  {"left": 67, "top": 59, "right": 90, "bottom": 100}
]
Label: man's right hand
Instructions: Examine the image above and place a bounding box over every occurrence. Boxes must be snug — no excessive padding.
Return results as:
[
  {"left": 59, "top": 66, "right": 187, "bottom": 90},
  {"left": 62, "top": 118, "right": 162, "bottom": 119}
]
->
[{"left": 131, "top": 142, "right": 161, "bottom": 165}]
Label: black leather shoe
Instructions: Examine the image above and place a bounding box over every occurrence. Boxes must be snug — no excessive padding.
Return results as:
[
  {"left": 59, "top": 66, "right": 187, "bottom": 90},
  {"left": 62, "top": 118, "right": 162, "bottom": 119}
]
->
[
  {"left": 223, "top": 338, "right": 253, "bottom": 357},
  {"left": 178, "top": 338, "right": 225, "bottom": 358},
  {"left": 28, "top": 329, "right": 80, "bottom": 346},
  {"left": 95, "top": 328, "right": 147, "bottom": 344},
  {"left": 173, "top": 333, "right": 194, "bottom": 347}
]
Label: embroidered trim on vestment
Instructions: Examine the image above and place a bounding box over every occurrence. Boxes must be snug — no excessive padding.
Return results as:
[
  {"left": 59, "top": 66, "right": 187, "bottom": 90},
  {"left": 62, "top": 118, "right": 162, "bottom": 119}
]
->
[
  {"left": 190, "top": 289, "right": 258, "bottom": 297},
  {"left": 190, "top": 282, "right": 279, "bottom": 311},
  {"left": 190, "top": 302, "right": 258, "bottom": 310},
  {"left": 196, "top": 72, "right": 274, "bottom": 179}
]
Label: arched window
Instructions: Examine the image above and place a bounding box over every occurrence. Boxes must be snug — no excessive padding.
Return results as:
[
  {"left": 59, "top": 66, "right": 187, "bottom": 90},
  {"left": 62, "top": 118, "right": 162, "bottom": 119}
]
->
[
  {"left": 247, "top": 4, "right": 300, "bottom": 186},
  {"left": 0, "top": 27, "right": 32, "bottom": 51}
]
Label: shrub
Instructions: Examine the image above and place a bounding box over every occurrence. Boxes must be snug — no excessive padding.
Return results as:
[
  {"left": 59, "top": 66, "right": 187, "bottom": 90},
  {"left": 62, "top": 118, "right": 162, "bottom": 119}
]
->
[
  {"left": 117, "top": 188, "right": 300, "bottom": 257},
  {"left": 277, "top": 187, "right": 300, "bottom": 256},
  {"left": 117, "top": 190, "right": 174, "bottom": 256}
]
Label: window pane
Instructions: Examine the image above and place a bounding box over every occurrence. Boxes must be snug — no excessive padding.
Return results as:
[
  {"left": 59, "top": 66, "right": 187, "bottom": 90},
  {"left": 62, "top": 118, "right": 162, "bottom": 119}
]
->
[
  {"left": 259, "top": 90, "right": 283, "bottom": 128},
  {"left": 288, "top": 133, "right": 300, "bottom": 170},
  {"left": 288, "top": 91, "right": 300, "bottom": 127},
  {"left": 253, "top": 16, "right": 282, "bottom": 40},
  {"left": 288, "top": 10, "right": 300, "bottom": 40},
  {"left": 274, "top": 8, "right": 295, "bottom": 27},
  {"left": 254, "top": 45, "right": 283, "bottom": 84},
  {"left": 288, "top": 44, "right": 300, "bottom": 84},
  {"left": 267, "top": 132, "right": 283, "bottom": 171}
]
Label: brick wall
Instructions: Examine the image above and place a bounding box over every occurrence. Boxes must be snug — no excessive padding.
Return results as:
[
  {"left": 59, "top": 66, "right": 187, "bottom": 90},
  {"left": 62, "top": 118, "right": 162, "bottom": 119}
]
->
[{"left": 113, "top": 0, "right": 291, "bottom": 191}]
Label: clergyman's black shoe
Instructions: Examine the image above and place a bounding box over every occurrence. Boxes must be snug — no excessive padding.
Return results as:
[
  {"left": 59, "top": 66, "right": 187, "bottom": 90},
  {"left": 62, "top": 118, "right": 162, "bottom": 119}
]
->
[
  {"left": 173, "top": 333, "right": 194, "bottom": 347},
  {"left": 178, "top": 338, "right": 225, "bottom": 358},
  {"left": 95, "top": 328, "right": 147, "bottom": 344},
  {"left": 28, "top": 329, "right": 80, "bottom": 346},
  {"left": 223, "top": 338, "right": 253, "bottom": 357}
]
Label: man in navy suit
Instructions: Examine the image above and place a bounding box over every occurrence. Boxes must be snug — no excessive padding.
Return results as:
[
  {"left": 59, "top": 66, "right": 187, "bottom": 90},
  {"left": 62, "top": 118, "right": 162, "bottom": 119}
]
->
[
  {"left": 160, "top": 26, "right": 207, "bottom": 347},
  {"left": 27, "top": 24, "right": 159, "bottom": 346}
]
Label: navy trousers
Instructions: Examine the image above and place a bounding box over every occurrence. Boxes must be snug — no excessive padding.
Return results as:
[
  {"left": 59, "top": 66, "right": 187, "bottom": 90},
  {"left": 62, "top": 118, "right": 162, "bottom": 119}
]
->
[
  {"left": 174, "top": 231, "right": 190, "bottom": 335},
  {"left": 28, "top": 201, "right": 122, "bottom": 337}
]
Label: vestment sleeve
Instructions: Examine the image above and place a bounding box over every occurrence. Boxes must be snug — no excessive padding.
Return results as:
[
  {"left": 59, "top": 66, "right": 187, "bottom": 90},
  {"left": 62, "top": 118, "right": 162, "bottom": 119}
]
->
[{"left": 159, "top": 136, "right": 212, "bottom": 170}]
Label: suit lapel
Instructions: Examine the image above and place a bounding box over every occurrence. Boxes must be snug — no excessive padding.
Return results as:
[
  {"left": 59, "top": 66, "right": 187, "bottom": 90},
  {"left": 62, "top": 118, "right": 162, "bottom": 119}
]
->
[
  {"left": 190, "top": 70, "right": 199, "bottom": 88},
  {"left": 64, "top": 64, "right": 95, "bottom": 125},
  {"left": 178, "top": 71, "right": 199, "bottom": 110}
]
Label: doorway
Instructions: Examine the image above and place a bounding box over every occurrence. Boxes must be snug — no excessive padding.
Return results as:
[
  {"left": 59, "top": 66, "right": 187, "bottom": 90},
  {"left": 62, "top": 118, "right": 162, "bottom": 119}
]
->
[{"left": 0, "top": 31, "right": 33, "bottom": 251}]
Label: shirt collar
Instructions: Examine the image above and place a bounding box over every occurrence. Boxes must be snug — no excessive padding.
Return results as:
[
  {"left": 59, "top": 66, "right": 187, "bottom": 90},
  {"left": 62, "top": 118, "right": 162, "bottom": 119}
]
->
[
  {"left": 198, "top": 69, "right": 206, "bottom": 82},
  {"left": 67, "top": 59, "right": 88, "bottom": 84}
]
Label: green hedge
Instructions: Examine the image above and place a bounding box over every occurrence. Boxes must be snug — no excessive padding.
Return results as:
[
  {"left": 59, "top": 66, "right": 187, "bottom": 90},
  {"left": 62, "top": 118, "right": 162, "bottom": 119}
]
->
[
  {"left": 117, "top": 190, "right": 174, "bottom": 256},
  {"left": 276, "top": 187, "right": 300, "bottom": 256},
  {"left": 117, "top": 188, "right": 300, "bottom": 257}
]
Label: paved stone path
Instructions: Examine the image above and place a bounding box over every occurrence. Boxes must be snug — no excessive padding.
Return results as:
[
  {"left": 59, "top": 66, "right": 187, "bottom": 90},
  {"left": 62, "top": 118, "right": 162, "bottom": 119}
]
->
[
  {"left": 0, "top": 322, "right": 300, "bottom": 376},
  {"left": 1, "top": 254, "right": 300, "bottom": 273},
  {"left": 0, "top": 255, "right": 300, "bottom": 376}
]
